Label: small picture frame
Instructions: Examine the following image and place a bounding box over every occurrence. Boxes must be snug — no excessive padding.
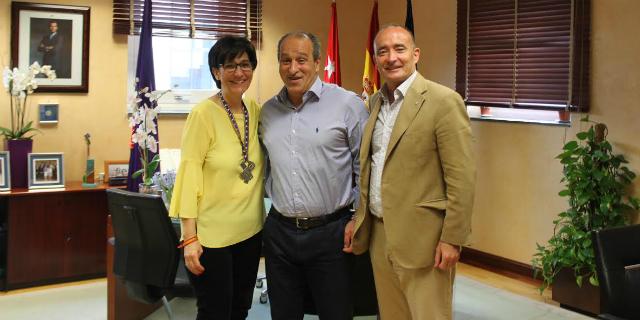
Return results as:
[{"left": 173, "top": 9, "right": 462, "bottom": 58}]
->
[
  {"left": 39, "top": 103, "right": 59, "bottom": 123},
  {"left": 0, "top": 152, "right": 11, "bottom": 191},
  {"left": 28, "top": 153, "right": 64, "bottom": 189},
  {"left": 104, "top": 160, "right": 129, "bottom": 186}
]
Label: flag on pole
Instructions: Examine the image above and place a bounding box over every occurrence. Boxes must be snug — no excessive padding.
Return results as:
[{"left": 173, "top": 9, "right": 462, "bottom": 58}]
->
[
  {"left": 405, "top": 0, "right": 415, "bottom": 36},
  {"left": 361, "top": 0, "right": 379, "bottom": 101},
  {"left": 323, "top": 0, "right": 341, "bottom": 85},
  {"left": 127, "top": 0, "right": 159, "bottom": 192}
]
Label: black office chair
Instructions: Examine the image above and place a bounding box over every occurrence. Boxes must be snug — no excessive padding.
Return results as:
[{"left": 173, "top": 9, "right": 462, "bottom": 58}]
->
[
  {"left": 107, "top": 188, "right": 186, "bottom": 319},
  {"left": 593, "top": 224, "right": 640, "bottom": 320}
]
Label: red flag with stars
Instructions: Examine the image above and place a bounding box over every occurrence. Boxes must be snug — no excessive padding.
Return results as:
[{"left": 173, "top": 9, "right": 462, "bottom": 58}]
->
[{"left": 323, "top": 1, "right": 341, "bottom": 85}]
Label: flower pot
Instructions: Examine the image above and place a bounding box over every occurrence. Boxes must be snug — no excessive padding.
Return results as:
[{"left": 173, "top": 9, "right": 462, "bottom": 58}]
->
[
  {"left": 558, "top": 110, "right": 571, "bottom": 123},
  {"left": 552, "top": 268, "right": 601, "bottom": 316},
  {"left": 480, "top": 106, "right": 492, "bottom": 117},
  {"left": 138, "top": 183, "right": 161, "bottom": 195},
  {"left": 6, "top": 139, "right": 33, "bottom": 189}
]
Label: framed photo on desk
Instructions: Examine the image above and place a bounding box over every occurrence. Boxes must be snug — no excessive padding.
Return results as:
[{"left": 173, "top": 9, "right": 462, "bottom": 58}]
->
[
  {"left": 105, "top": 160, "right": 128, "bottom": 186},
  {"left": 28, "top": 153, "right": 64, "bottom": 189},
  {"left": 0, "top": 152, "right": 11, "bottom": 191}
]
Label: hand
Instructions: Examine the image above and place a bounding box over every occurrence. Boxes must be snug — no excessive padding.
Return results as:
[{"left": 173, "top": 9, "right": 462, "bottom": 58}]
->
[
  {"left": 183, "top": 240, "right": 205, "bottom": 275},
  {"left": 343, "top": 219, "right": 355, "bottom": 253},
  {"left": 434, "top": 241, "right": 460, "bottom": 270}
]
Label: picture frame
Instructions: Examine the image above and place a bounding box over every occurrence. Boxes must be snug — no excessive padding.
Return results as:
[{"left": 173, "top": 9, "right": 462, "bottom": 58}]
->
[
  {"left": 11, "top": 2, "right": 90, "bottom": 93},
  {"left": 39, "top": 103, "right": 59, "bottom": 123},
  {"left": 0, "top": 152, "right": 11, "bottom": 192},
  {"left": 28, "top": 153, "right": 64, "bottom": 189},
  {"left": 104, "top": 160, "right": 129, "bottom": 186}
]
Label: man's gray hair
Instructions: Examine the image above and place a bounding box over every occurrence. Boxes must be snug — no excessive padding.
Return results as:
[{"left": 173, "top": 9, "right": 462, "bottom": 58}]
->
[{"left": 277, "top": 32, "right": 321, "bottom": 61}]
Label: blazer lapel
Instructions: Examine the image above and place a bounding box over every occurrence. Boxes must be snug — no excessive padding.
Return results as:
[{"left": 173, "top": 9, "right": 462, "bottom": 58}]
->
[
  {"left": 360, "top": 93, "right": 382, "bottom": 165},
  {"left": 385, "top": 75, "right": 428, "bottom": 160}
]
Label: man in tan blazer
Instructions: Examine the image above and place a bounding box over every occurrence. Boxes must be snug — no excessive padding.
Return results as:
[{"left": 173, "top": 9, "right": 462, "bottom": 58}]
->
[{"left": 344, "top": 25, "right": 476, "bottom": 320}]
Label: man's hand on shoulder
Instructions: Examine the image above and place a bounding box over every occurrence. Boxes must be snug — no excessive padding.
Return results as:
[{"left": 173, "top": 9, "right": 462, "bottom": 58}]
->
[{"left": 434, "top": 241, "right": 460, "bottom": 270}]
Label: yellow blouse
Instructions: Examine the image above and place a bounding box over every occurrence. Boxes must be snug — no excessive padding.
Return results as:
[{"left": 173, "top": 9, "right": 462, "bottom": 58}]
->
[{"left": 169, "top": 98, "right": 264, "bottom": 248}]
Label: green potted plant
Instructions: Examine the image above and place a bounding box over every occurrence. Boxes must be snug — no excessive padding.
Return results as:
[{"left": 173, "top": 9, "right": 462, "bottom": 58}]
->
[
  {"left": 1, "top": 62, "right": 56, "bottom": 188},
  {"left": 533, "top": 116, "right": 639, "bottom": 313}
]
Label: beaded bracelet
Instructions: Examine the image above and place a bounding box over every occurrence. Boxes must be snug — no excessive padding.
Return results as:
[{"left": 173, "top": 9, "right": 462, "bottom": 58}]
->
[{"left": 177, "top": 235, "right": 198, "bottom": 249}]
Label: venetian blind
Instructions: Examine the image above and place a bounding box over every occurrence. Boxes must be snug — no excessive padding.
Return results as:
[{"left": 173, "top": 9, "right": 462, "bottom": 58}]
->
[
  {"left": 113, "top": 0, "right": 262, "bottom": 43},
  {"left": 456, "top": 0, "right": 590, "bottom": 111}
]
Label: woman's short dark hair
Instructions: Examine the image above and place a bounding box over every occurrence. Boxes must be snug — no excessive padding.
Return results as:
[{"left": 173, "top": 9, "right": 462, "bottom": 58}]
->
[{"left": 208, "top": 36, "right": 257, "bottom": 89}]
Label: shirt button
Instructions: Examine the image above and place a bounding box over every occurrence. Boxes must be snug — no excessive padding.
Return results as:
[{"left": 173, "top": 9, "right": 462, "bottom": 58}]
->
[
  {"left": 292, "top": 171, "right": 297, "bottom": 175},
  {"left": 292, "top": 129, "right": 296, "bottom": 134}
]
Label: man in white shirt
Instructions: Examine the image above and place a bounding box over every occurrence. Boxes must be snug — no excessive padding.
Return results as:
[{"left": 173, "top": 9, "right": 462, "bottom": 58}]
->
[{"left": 345, "top": 25, "right": 476, "bottom": 320}]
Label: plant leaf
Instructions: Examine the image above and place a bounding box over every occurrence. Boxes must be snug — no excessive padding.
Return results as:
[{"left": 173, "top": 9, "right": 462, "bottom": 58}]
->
[{"left": 131, "top": 168, "right": 144, "bottom": 179}]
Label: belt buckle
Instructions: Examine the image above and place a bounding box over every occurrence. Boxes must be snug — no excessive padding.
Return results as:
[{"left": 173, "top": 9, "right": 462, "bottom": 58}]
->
[{"left": 295, "top": 217, "right": 310, "bottom": 230}]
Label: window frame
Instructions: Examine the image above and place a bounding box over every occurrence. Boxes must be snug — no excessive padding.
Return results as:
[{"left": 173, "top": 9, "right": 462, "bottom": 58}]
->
[
  {"left": 126, "top": 35, "right": 218, "bottom": 114},
  {"left": 113, "top": 0, "right": 262, "bottom": 44},
  {"left": 456, "top": 0, "right": 591, "bottom": 113}
]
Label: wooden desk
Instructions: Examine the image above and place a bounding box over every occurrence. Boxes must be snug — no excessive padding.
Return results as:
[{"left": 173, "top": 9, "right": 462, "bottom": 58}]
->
[{"left": 0, "top": 182, "right": 112, "bottom": 290}]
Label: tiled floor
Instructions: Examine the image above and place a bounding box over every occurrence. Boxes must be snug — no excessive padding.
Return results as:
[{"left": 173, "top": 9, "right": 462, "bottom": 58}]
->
[{"left": 0, "top": 263, "right": 594, "bottom": 320}]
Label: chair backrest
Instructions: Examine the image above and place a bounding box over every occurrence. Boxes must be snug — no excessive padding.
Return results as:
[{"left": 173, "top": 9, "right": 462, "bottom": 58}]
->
[
  {"left": 107, "top": 188, "right": 179, "bottom": 303},
  {"left": 593, "top": 224, "right": 640, "bottom": 318}
]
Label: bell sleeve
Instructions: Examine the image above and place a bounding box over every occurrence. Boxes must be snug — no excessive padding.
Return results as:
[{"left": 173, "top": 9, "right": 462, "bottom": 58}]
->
[{"left": 168, "top": 108, "right": 213, "bottom": 219}]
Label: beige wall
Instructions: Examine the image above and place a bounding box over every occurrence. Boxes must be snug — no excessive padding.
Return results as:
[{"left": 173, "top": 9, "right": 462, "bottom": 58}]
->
[
  {"left": 1, "top": 0, "right": 134, "bottom": 179},
  {"left": 433, "top": 0, "right": 640, "bottom": 264},
  {"left": 1, "top": 0, "right": 638, "bottom": 265}
]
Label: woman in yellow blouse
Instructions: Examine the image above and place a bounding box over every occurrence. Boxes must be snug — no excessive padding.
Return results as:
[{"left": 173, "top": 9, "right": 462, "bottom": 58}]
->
[{"left": 169, "top": 36, "right": 264, "bottom": 320}]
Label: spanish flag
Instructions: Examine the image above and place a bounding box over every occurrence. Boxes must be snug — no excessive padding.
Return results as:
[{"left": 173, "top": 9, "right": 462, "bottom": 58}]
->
[
  {"left": 361, "top": 0, "right": 379, "bottom": 101},
  {"left": 323, "top": 0, "right": 341, "bottom": 85}
]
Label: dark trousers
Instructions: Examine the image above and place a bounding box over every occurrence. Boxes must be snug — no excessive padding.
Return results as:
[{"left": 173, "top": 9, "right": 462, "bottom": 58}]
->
[
  {"left": 186, "top": 231, "right": 262, "bottom": 320},
  {"left": 264, "top": 213, "right": 353, "bottom": 320}
]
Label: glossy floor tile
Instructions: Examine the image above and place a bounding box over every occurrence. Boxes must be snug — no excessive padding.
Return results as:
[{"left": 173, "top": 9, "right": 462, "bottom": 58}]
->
[{"left": 0, "top": 263, "right": 594, "bottom": 320}]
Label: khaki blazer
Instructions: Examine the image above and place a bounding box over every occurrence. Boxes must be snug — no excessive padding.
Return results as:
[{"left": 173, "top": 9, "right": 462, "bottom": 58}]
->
[{"left": 352, "top": 73, "right": 476, "bottom": 268}]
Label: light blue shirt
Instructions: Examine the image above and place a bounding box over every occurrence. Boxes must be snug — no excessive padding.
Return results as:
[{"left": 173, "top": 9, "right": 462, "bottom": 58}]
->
[{"left": 260, "top": 77, "right": 369, "bottom": 217}]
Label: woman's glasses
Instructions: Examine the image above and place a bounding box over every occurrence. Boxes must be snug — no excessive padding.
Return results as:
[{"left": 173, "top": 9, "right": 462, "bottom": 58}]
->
[{"left": 220, "top": 62, "right": 253, "bottom": 73}]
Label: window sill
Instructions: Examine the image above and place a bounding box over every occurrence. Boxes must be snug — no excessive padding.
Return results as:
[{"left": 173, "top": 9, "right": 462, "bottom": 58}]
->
[{"left": 467, "top": 106, "right": 571, "bottom": 127}]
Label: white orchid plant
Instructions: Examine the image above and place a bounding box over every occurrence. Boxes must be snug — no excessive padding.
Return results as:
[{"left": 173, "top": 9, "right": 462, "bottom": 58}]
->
[
  {"left": 128, "top": 78, "right": 169, "bottom": 186},
  {"left": 1, "top": 62, "right": 56, "bottom": 139}
]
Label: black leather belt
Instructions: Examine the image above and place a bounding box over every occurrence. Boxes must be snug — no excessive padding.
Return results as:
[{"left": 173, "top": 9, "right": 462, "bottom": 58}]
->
[{"left": 269, "top": 205, "right": 351, "bottom": 230}]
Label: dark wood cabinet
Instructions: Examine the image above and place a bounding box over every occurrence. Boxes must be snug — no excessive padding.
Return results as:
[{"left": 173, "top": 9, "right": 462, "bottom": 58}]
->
[{"left": 0, "top": 183, "right": 111, "bottom": 290}]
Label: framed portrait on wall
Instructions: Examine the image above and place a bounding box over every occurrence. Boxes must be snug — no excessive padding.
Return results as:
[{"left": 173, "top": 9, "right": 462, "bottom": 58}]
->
[
  {"left": 0, "top": 152, "right": 11, "bottom": 192},
  {"left": 28, "top": 153, "right": 65, "bottom": 189},
  {"left": 11, "top": 2, "right": 90, "bottom": 93}
]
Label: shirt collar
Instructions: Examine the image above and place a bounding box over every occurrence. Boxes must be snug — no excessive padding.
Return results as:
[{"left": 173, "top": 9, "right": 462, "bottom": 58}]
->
[
  {"left": 381, "top": 71, "right": 418, "bottom": 104},
  {"left": 277, "top": 76, "right": 323, "bottom": 108}
]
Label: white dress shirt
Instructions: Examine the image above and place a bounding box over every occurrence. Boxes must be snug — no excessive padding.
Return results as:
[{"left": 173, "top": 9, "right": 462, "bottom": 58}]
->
[{"left": 369, "top": 71, "right": 418, "bottom": 218}]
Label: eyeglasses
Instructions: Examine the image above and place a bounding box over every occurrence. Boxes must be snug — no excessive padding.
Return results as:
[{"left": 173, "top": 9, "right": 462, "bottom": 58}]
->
[{"left": 219, "top": 62, "right": 253, "bottom": 73}]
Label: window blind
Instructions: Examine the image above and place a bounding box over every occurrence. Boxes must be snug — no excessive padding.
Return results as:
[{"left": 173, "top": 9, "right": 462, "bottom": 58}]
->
[
  {"left": 113, "top": 0, "right": 262, "bottom": 43},
  {"left": 456, "top": 0, "right": 590, "bottom": 111}
]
